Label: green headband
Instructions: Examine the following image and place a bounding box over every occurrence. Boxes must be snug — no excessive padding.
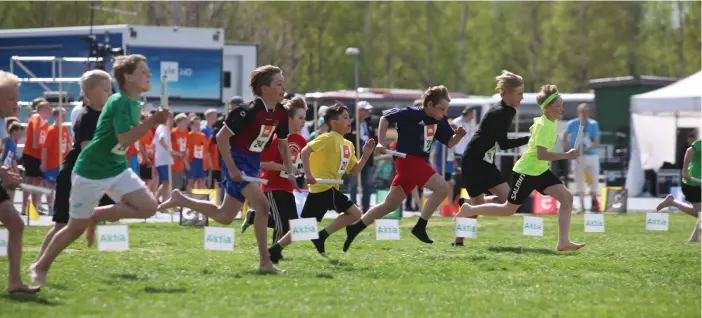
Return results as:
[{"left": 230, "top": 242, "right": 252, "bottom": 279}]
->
[{"left": 540, "top": 92, "right": 560, "bottom": 109}]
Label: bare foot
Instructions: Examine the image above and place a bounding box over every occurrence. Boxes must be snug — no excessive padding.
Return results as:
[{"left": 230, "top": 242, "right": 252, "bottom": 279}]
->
[
  {"left": 86, "top": 219, "right": 97, "bottom": 248},
  {"left": 656, "top": 195, "right": 675, "bottom": 211},
  {"left": 28, "top": 265, "right": 48, "bottom": 286},
  {"left": 8, "top": 283, "right": 41, "bottom": 294},
  {"left": 456, "top": 203, "right": 476, "bottom": 218},
  {"left": 260, "top": 264, "right": 287, "bottom": 274},
  {"left": 158, "top": 189, "right": 185, "bottom": 211},
  {"left": 557, "top": 242, "right": 586, "bottom": 252}
]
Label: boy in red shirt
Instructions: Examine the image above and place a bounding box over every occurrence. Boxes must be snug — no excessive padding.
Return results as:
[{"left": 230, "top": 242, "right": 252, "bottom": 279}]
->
[
  {"left": 186, "top": 115, "right": 211, "bottom": 190},
  {"left": 41, "top": 108, "right": 70, "bottom": 215}
]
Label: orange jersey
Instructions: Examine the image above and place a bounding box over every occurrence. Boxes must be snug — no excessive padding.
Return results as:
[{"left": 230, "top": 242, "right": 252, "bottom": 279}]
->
[
  {"left": 24, "top": 114, "right": 49, "bottom": 158},
  {"left": 139, "top": 129, "right": 155, "bottom": 164},
  {"left": 171, "top": 128, "right": 188, "bottom": 172},
  {"left": 126, "top": 142, "right": 139, "bottom": 158},
  {"left": 43, "top": 124, "right": 70, "bottom": 170},
  {"left": 187, "top": 131, "right": 208, "bottom": 163},
  {"left": 208, "top": 135, "right": 220, "bottom": 171}
]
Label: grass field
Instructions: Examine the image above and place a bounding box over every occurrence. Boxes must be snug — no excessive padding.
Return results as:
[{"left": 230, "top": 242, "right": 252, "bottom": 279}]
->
[{"left": 1, "top": 213, "right": 700, "bottom": 318}]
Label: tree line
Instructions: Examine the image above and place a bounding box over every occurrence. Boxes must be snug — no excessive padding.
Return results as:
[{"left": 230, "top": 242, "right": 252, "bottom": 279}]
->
[{"left": 1, "top": 1, "right": 700, "bottom": 95}]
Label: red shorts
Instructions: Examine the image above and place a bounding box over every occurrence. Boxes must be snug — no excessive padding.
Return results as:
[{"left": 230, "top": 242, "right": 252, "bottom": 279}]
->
[{"left": 391, "top": 155, "right": 437, "bottom": 196}]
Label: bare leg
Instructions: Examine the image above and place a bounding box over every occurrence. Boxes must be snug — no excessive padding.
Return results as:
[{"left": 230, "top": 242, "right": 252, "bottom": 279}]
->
[
  {"left": 159, "top": 189, "right": 240, "bottom": 225},
  {"left": 0, "top": 201, "right": 40, "bottom": 293},
  {"left": 241, "top": 184, "right": 284, "bottom": 273},
  {"left": 30, "top": 218, "right": 90, "bottom": 285},
  {"left": 656, "top": 194, "right": 697, "bottom": 216},
  {"left": 310, "top": 203, "right": 363, "bottom": 256},
  {"left": 543, "top": 184, "right": 585, "bottom": 251},
  {"left": 34, "top": 223, "right": 66, "bottom": 263}
]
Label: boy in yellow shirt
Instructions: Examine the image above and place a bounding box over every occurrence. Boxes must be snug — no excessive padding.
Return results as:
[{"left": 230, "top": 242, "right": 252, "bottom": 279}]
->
[
  {"left": 268, "top": 103, "right": 375, "bottom": 263},
  {"left": 456, "top": 84, "right": 584, "bottom": 252}
]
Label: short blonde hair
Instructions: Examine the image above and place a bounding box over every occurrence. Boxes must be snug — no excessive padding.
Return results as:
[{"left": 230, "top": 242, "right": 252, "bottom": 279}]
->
[
  {"left": 204, "top": 108, "right": 217, "bottom": 116},
  {"left": 495, "top": 70, "right": 524, "bottom": 94},
  {"left": 0, "top": 71, "right": 20, "bottom": 88},
  {"left": 174, "top": 113, "right": 188, "bottom": 124},
  {"left": 80, "top": 70, "right": 112, "bottom": 98},
  {"left": 52, "top": 107, "right": 66, "bottom": 117}
]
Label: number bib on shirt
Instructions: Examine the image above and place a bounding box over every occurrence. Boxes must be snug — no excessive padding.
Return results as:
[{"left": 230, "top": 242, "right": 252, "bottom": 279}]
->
[
  {"left": 338, "top": 144, "right": 352, "bottom": 174},
  {"left": 447, "top": 151, "right": 455, "bottom": 162},
  {"left": 194, "top": 145, "right": 204, "bottom": 159},
  {"left": 423, "top": 124, "right": 437, "bottom": 153},
  {"left": 483, "top": 144, "right": 497, "bottom": 163},
  {"left": 60, "top": 140, "right": 67, "bottom": 154},
  {"left": 178, "top": 138, "right": 187, "bottom": 152},
  {"left": 3, "top": 150, "right": 13, "bottom": 167},
  {"left": 280, "top": 148, "right": 303, "bottom": 178},
  {"left": 249, "top": 125, "right": 276, "bottom": 153},
  {"left": 39, "top": 131, "right": 47, "bottom": 145}
]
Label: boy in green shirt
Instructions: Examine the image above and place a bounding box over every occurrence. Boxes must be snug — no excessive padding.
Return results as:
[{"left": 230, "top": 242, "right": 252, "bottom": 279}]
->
[
  {"left": 30, "top": 55, "right": 170, "bottom": 286},
  {"left": 456, "top": 84, "right": 585, "bottom": 252},
  {"left": 656, "top": 138, "right": 701, "bottom": 242}
]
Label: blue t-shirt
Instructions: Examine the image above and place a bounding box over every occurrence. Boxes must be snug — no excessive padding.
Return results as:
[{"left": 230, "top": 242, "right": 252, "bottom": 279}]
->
[
  {"left": 202, "top": 126, "right": 214, "bottom": 140},
  {"left": 383, "top": 106, "right": 453, "bottom": 158},
  {"left": 566, "top": 118, "right": 600, "bottom": 155},
  {"left": 433, "top": 141, "right": 453, "bottom": 174},
  {"left": 1, "top": 137, "right": 18, "bottom": 167}
]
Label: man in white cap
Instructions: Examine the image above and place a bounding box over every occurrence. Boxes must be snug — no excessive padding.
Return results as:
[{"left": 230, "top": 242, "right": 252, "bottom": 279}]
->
[{"left": 345, "top": 101, "right": 376, "bottom": 212}]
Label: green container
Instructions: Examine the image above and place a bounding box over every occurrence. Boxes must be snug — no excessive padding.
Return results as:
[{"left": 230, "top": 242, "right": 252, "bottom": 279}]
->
[{"left": 377, "top": 189, "right": 402, "bottom": 219}]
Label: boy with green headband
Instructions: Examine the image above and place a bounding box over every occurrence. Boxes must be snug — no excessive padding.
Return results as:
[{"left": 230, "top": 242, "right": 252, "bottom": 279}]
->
[
  {"left": 656, "top": 136, "right": 701, "bottom": 242},
  {"left": 456, "top": 84, "right": 585, "bottom": 252}
]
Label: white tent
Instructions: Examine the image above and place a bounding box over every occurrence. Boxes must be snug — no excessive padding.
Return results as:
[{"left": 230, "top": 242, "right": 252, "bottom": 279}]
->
[{"left": 626, "top": 70, "right": 702, "bottom": 196}]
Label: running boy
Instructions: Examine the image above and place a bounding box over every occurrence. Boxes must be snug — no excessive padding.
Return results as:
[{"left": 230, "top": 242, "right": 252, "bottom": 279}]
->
[
  {"left": 159, "top": 65, "right": 297, "bottom": 274},
  {"left": 41, "top": 107, "right": 70, "bottom": 214},
  {"left": 268, "top": 103, "right": 375, "bottom": 262},
  {"left": 187, "top": 114, "right": 210, "bottom": 190},
  {"left": 656, "top": 137, "right": 701, "bottom": 242},
  {"left": 343, "top": 86, "right": 466, "bottom": 251},
  {"left": 455, "top": 84, "right": 584, "bottom": 252},
  {"left": 0, "top": 71, "right": 40, "bottom": 293},
  {"left": 30, "top": 55, "right": 171, "bottom": 285}
]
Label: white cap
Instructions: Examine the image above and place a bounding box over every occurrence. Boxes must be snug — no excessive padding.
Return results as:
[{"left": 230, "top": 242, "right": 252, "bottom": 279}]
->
[
  {"left": 318, "top": 105, "right": 329, "bottom": 117},
  {"left": 357, "top": 101, "right": 373, "bottom": 110}
]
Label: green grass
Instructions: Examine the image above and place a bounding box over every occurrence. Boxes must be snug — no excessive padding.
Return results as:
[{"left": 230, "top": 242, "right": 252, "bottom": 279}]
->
[{"left": 1, "top": 213, "right": 700, "bottom": 318}]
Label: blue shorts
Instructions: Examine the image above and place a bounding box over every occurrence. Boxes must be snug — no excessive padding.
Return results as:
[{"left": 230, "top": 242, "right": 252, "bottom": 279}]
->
[
  {"left": 156, "top": 165, "right": 169, "bottom": 183},
  {"left": 43, "top": 167, "right": 60, "bottom": 184},
  {"left": 221, "top": 148, "right": 261, "bottom": 202},
  {"left": 188, "top": 159, "right": 206, "bottom": 179},
  {"left": 129, "top": 155, "right": 140, "bottom": 175}
]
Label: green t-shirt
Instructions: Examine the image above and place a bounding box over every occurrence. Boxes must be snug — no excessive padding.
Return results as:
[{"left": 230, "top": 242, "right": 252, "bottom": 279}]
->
[
  {"left": 682, "top": 139, "right": 701, "bottom": 186},
  {"left": 74, "top": 92, "right": 140, "bottom": 179},
  {"left": 513, "top": 116, "right": 557, "bottom": 176}
]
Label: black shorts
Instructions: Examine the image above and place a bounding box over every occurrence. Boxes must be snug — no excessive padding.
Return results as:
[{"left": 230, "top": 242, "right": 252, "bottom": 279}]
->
[
  {"left": 0, "top": 186, "right": 10, "bottom": 204},
  {"left": 462, "top": 158, "right": 505, "bottom": 198},
  {"left": 265, "top": 190, "right": 299, "bottom": 241},
  {"left": 22, "top": 154, "right": 42, "bottom": 178},
  {"left": 442, "top": 172, "right": 453, "bottom": 182},
  {"left": 53, "top": 166, "right": 115, "bottom": 224},
  {"left": 508, "top": 169, "right": 563, "bottom": 205},
  {"left": 300, "top": 187, "right": 354, "bottom": 222},
  {"left": 211, "top": 170, "right": 222, "bottom": 183},
  {"left": 139, "top": 164, "right": 152, "bottom": 180},
  {"left": 682, "top": 183, "right": 701, "bottom": 204}
]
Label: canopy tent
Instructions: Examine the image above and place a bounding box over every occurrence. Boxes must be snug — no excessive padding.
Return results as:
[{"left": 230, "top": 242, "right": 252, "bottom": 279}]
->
[{"left": 626, "top": 71, "right": 702, "bottom": 196}]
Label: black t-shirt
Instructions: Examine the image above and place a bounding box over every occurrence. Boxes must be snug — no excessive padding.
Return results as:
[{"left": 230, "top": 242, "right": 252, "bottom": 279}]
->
[
  {"left": 62, "top": 105, "right": 101, "bottom": 170},
  {"left": 463, "top": 100, "right": 530, "bottom": 161}
]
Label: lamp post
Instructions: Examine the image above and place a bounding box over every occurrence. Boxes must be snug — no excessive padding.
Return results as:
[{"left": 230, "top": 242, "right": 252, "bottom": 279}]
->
[{"left": 345, "top": 47, "right": 362, "bottom": 204}]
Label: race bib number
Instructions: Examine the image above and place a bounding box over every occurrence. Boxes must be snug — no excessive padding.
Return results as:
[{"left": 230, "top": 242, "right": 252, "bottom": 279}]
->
[
  {"left": 338, "top": 144, "right": 352, "bottom": 174},
  {"left": 483, "top": 144, "right": 497, "bottom": 163},
  {"left": 422, "top": 124, "right": 437, "bottom": 153},
  {"left": 111, "top": 143, "right": 128, "bottom": 155},
  {"left": 3, "top": 150, "right": 13, "bottom": 167},
  {"left": 177, "top": 138, "right": 187, "bottom": 152},
  {"left": 194, "top": 145, "right": 204, "bottom": 159},
  {"left": 280, "top": 148, "right": 303, "bottom": 178},
  {"left": 60, "top": 139, "right": 67, "bottom": 154},
  {"left": 249, "top": 125, "right": 275, "bottom": 153},
  {"left": 447, "top": 151, "right": 455, "bottom": 162},
  {"left": 145, "top": 144, "right": 154, "bottom": 157},
  {"left": 39, "top": 131, "right": 47, "bottom": 145}
]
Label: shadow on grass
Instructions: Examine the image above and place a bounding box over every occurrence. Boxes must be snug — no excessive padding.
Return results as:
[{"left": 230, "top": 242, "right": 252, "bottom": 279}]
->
[
  {"left": 144, "top": 287, "right": 187, "bottom": 294},
  {"left": 315, "top": 273, "right": 334, "bottom": 279},
  {"left": 46, "top": 283, "right": 70, "bottom": 291},
  {"left": 488, "top": 246, "right": 559, "bottom": 255},
  {"left": 109, "top": 273, "right": 142, "bottom": 281},
  {"left": 1, "top": 293, "right": 59, "bottom": 306}
]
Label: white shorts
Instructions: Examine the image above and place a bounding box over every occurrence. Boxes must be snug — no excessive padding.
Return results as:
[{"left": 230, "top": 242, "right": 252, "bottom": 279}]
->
[
  {"left": 69, "top": 169, "right": 146, "bottom": 219},
  {"left": 571, "top": 154, "right": 600, "bottom": 194}
]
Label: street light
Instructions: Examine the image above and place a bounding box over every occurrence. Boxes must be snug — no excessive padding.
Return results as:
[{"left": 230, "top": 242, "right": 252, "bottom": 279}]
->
[{"left": 345, "top": 47, "right": 362, "bottom": 205}]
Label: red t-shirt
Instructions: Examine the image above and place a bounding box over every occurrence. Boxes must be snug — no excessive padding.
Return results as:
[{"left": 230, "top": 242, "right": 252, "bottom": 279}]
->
[{"left": 260, "top": 132, "right": 307, "bottom": 193}]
